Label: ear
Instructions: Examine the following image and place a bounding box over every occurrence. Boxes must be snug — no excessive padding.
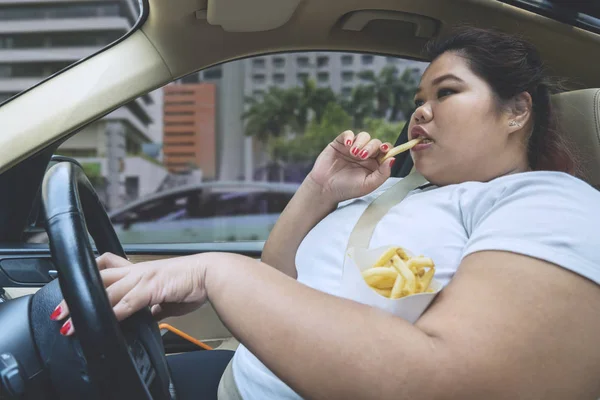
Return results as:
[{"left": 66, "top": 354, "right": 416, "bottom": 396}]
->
[{"left": 506, "top": 91, "right": 533, "bottom": 133}]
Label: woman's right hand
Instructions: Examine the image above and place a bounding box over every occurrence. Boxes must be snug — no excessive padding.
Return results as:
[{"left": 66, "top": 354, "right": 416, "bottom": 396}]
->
[{"left": 306, "top": 130, "right": 394, "bottom": 204}]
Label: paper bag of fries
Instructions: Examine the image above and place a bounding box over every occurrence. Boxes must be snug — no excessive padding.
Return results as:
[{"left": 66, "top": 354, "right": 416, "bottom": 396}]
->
[{"left": 341, "top": 245, "right": 442, "bottom": 323}]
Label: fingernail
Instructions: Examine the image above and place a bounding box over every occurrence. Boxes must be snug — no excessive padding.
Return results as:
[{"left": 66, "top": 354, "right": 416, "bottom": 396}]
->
[
  {"left": 390, "top": 158, "right": 396, "bottom": 167},
  {"left": 360, "top": 150, "right": 368, "bottom": 159},
  {"left": 381, "top": 144, "right": 389, "bottom": 151},
  {"left": 345, "top": 139, "right": 352, "bottom": 146},
  {"left": 60, "top": 320, "right": 72, "bottom": 336},
  {"left": 50, "top": 305, "right": 62, "bottom": 321},
  {"left": 351, "top": 147, "right": 359, "bottom": 155}
]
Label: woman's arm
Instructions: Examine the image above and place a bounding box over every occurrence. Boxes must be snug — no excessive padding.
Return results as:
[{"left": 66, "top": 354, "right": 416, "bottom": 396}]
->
[
  {"left": 202, "top": 250, "right": 600, "bottom": 399},
  {"left": 82, "top": 251, "right": 600, "bottom": 399},
  {"left": 261, "top": 130, "right": 393, "bottom": 278},
  {"left": 260, "top": 178, "right": 337, "bottom": 278}
]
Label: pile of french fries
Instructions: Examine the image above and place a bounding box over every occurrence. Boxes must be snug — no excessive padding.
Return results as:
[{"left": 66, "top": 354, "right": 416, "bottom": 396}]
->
[{"left": 361, "top": 247, "right": 436, "bottom": 299}]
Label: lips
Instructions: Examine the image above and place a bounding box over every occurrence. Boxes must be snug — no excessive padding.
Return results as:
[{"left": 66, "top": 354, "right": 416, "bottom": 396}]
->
[{"left": 410, "top": 126, "right": 433, "bottom": 143}]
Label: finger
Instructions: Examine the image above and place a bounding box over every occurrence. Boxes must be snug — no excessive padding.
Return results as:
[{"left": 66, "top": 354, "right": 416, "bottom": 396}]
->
[
  {"left": 100, "top": 266, "right": 131, "bottom": 288},
  {"left": 151, "top": 304, "right": 171, "bottom": 322},
  {"left": 365, "top": 158, "right": 396, "bottom": 191},
  {"left": 380, "top": 142, "right": 392, "bottom": 153},
  {"left": 106, "top": 273, "right": 153, "bottom": 321},
  {"left": 337, "top": 130, "right": 355, "bottom": 147},
  {"left": 50, "top": 300, "right": 70, "bottom": 321},
  {"left": 112, "top": 283, "right": 154, "bottom": 322},
  {"left": 350, "top": 131, "right": 371, "bottom": 158},
  {"left": 96, "top": 252, "right": 133, "bottom": 271},
  {"left": 358, "top": 139, "right": 383, "bottom": 160},
  {"left": 59, "top": 318, "right": 75, "bottom": 336}
]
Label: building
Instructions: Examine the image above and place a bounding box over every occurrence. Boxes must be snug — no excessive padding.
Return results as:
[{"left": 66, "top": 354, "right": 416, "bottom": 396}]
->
[
  {"left": 0, "top": 0, "right": 165, "bottom": 210},
  {"left": 163, "top": 83, "right": 217, "bottom": 179},
  {"left": 184, "top": 53, "right": 426, "bottom": 182},
  {"left": 243, "top": 52, "right": 426, "bottom": 98}
]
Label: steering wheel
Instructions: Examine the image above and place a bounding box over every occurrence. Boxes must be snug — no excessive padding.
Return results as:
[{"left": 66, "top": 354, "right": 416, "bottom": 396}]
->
[{"left": 29, "top": 161, "right": 176, "bottom": 399}]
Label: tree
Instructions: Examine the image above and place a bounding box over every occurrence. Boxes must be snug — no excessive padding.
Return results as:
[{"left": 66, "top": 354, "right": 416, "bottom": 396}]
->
[
  {"left": 242, "top": 86, "right": 302, "bottom": 143},
  {"left": 390, "top": 67, "right": 420, "bottom": 121},
  {"left": 340, "top": 84, "right": 376, "bottom": 129},
  {"left": 270, "top": 102, "right": 353, "bottom": 163}
]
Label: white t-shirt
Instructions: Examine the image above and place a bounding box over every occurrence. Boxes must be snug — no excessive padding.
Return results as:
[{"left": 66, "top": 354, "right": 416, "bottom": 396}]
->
[{"left": 232, "top": 171, "right": 600, "bottom": 400}]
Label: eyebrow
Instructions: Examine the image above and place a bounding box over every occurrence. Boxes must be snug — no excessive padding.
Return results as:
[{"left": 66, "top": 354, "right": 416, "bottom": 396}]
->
[{"left": 415, "top": 74, "right": 465, "bottom": 94}]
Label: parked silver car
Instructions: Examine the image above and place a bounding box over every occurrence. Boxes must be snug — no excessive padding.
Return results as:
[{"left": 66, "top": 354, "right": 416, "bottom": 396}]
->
[{"left": 108, "top": 181, "right": 299, "bottom": 243}]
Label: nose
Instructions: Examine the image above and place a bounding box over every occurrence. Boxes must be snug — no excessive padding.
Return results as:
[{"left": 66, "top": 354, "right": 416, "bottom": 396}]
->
[{"left": 413, "top": 103, "right": 432, "bottom": 124}]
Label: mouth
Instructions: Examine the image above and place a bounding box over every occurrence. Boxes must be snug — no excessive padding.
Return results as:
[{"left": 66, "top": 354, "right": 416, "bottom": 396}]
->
[{"left": 410, "top": 126, "right": 434, "bottom": 144}]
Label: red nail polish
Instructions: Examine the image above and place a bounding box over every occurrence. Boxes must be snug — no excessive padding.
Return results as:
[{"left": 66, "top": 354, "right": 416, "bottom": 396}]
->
[
  {"left": 360, "top": 151, "right": 368, "bottom": 159},
  {"left": 345, "top": 140, "right": 352, "bottom": 146},
  {"left": 50, "top": 306, "right": 62, "bottom": 321},
  {"left": 390, "top": 158, "right": 396, "bottom": 167},
  {"left": 382, "top": 144, "right": 389, "bottom": 151},
  {"left": 60, "top": 320, "right": 72, "bottom": 336},
  {"left": 352, "top": 147, "right": 359, "bottom": 155}
]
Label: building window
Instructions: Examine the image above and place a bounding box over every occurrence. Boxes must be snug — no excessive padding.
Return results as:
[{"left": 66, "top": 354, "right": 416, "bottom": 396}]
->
[
  {"left": 386, "top": 56, "right": 398, "bottom": 64},
  {"left": 252, "top": 89, "right": 265, "bottom": 97},
  {"left": 203, "top": 67, "right": 222, "bottom": 80},
  {"left": 297, "top": 72, "right": 309, "bottom": 82},
  {"left": 273, "top": 73, "right": 285, "bottom": 84},
  {"left": 273, "top": 57, "right": 285, "bottom": 68},
  {"left": 341, "top": 71, "right": 354, "bottom": 82},
  {"left": 317, "top": 72, "right": 329, "bottom": 83},
  {"left": 252, "top": 74, "right": 266, "bottom": 84},
  {"left": 317, "top": 56, "right": 329, "bottom": 67},
  {"left": 341, "top": 87, "right": 353, "bottom": 97},
  {"left": 163, "top": 142, "right": 195, "bottom": 147},
  {"left": 165, "top": 101, "right": 194, "bottom": 106},
  {"left": 166, "top": 111, "right": 194, "bottom": 116},
  {"left": 167, "top": 152, "right": 196, "bottom": 157},
  {"left": 341, "top": 55, "right": 353, "bottom": 66},
  {"left": 164, "top": 121, "right": 194, "bottom": 126},
  {"left": 165, "top": 132, "right": 195, "bottom": 136},
  {"left": 361, "top": 55, "right": 374, "bottom": 65},
  {"left": 252, "top": 58, "right": 266, "bottom": 68},
  {"left": 297, "top": 56, "right": 310, "bottom": 68}
]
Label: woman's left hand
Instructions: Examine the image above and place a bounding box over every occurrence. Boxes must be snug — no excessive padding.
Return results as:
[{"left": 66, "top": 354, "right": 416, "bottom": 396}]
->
[{"left": 50, "top": 252, "right": 208, "bottom": 336}]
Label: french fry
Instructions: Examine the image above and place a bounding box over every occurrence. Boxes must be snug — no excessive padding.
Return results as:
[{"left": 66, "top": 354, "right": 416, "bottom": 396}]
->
[
  {"left": 361, "top": 247, "right": 437, "bottom": 299},
  {"left": 395, "top": 247, "right": 410, "bottom": 261},
  {"left": 420, "top": 267, "right": 435, "bottom": 292},
  {"left": 373, "top": 248, "right": 398, "bottom": 267},
  {"left": 390, "top": 273, "right": 405, "bottom": 299},
  {"left": 407, "top": 257, "right": 435, "bottom": 270},
  {"left": 378, "top": 138, "right": 423, "bottom": 163}
]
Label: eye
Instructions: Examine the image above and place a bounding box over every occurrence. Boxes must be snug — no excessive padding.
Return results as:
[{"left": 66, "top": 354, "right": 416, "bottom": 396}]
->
[
  {"left": 437, "top": 88, "right": 456, "bottom": 99},
  {"left": 414, "top": 99, "right": 424, "bottom": 108}
]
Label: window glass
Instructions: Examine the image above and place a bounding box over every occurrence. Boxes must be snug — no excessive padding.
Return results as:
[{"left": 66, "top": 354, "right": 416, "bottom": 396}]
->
[
  {"left": 0, "top": 1, "right": 142, "bottom": 104},
  {"left": 29, "top": 51, "right": 427, "bottom": 245}
]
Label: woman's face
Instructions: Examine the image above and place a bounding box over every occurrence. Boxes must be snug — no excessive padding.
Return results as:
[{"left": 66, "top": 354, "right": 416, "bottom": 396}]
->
[{"left": 409, "top": 52, "right": 528, "bottom": 185}]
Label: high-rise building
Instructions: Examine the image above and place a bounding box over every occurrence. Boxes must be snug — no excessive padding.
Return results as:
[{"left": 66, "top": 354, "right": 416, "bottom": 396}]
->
[
  {"left": 163, "top": 83, "right": 217, "bottom": 179},
  {"left": 0, "top": 0, "right": 165, "bottom": 209}
]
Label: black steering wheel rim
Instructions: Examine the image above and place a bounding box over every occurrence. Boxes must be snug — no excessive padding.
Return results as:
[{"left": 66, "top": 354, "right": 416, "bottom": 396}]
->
[{"left": 40, "top": 161, "right": 172, "bottom": 399}]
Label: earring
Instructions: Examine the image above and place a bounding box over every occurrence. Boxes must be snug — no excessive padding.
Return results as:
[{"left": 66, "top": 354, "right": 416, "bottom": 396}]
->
[{"left": 509, "top": 121, "right": 518, "bottom": 127}]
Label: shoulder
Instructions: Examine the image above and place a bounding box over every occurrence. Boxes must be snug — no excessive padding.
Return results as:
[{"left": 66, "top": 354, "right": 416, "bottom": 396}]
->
[
  {"left": 457, "top": 171, "right": 599, "bottom": 219},
  {"left": 457, "top": 171, "right": 600, "bottom": 285}
]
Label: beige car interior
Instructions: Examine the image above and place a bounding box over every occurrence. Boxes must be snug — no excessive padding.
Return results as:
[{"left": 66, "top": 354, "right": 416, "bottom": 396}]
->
[{"left": 0, "top": 0, "right": 599, "bottom": 348}]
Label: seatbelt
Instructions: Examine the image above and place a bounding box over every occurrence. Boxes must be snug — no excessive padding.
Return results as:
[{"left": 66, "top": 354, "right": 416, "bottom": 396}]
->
[{"left": 347, "top": 172, "right": 428, "bottom": 249}]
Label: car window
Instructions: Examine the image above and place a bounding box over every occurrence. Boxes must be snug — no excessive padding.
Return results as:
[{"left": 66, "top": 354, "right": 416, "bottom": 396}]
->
[
  {"left": 0, "top": 0, "right": 143, "bottom": 105},
  {"left": 32, "top": 51, "right": 427, "bottom": 244}
]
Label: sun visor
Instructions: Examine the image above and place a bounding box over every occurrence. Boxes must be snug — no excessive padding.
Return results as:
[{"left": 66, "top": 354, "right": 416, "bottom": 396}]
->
[{"left": 197, "top": 0, "right": 301, "bottom": 32}]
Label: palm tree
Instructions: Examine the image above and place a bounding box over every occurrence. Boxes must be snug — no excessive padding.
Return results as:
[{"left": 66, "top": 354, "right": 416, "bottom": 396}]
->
[
  {"left": 341, "top": 84, "right": 376, "bottom": 128},
  {"left": 389, "top": 67, "right": 419, "bottom": 121},
  {"left": 242, "top": 86, "right": 301, "bottom": 142},
  {"left": 357, "top": 66, "right": 398, "bottom": 119}
]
